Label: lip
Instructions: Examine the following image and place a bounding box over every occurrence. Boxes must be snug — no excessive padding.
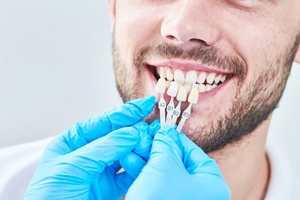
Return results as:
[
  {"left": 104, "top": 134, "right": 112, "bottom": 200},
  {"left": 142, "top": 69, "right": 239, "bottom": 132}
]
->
[
  {"left": 146, "top": 59, "right": 234, "bottom": 74},
  {"left": 144, "top": 60, "right": 236, "bottom": 106}
]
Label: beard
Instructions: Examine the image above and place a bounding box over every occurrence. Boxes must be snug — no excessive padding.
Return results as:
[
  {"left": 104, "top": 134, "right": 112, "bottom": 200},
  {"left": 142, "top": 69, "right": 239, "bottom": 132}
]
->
[{"left": 112, "top": 32, "right": 300, "bottom": 153}]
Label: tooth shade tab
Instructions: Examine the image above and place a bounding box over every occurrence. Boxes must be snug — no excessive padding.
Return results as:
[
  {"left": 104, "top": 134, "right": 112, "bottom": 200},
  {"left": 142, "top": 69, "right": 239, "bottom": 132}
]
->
[
  {"left": 158, "top": 94, "right": 166, "bottom": 127},
  {"left": 188, "top": 88, "right": 199, "bottom": 104},
  {"left": 167, "top": 81, "right": 179, "bottom": 97},
  {"left": 176, "top": 104, "right": 192, "bottom": 133},
  {"left": 176, "top": 85, "right": 187, "bottom": 102},
  {"left": 169, "top": 101, "right": 182, "bottom": 127},
  {"left": 174, "top": 69, "right": 185, "bottom": 84},
  {"left": 165, "top": 97, "right": 175, "bottom": 126},
  {"left": 155, "top": 78, "right": 166, "bottom": 93}
]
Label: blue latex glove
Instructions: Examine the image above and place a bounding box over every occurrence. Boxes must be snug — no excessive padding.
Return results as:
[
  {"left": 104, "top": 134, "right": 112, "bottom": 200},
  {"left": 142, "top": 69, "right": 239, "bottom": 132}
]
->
[
  {"left": 124, "top": 126, "right": 231, "bottom": 200},
  {"left": 24, "top": 96, "right": 156, "bottom": 200}
]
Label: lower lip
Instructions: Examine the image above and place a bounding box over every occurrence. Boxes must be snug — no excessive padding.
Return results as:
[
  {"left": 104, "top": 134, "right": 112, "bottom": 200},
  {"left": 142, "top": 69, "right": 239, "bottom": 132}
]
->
[{"left": 145, "top": 65, "right": 234, "bottom": 104}]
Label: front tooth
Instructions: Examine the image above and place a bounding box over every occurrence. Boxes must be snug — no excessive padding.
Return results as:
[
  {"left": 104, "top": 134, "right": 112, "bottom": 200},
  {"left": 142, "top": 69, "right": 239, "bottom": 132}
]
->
[
  {"left": 206, "top": 73, "right": 216, "bottom": 84},
  {"left": 174, "top": 69, "right": 185, "bottom": 84},
  {"left": 214, "top": 74, "right": 222, "bottom": 83},
  {"left": 166, "top": 69, "right": 174, "bottom": 81},
  {"left": 197, "top": 72, "right": 207, "bottom": 84},
  {"left": 220, "top": 75, "right": 227, "bottom": 83},
  {"left": 185, "top": 70, "right": 197, "bottom": 84},
  {"left": 158, "top": 68, "right": 166, "bottom": 79},
  {"left": 212, "top": 84, "right": 217, "bottom": 89},
  {"left": 199, "top": 84, "right": 206, "bottom": 93}
]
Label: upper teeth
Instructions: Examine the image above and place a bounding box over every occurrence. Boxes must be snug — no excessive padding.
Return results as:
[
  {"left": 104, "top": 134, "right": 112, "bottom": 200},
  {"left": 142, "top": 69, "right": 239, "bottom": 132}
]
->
[{"left": 158, "top": 67, "right": 227, "bottom": 88}]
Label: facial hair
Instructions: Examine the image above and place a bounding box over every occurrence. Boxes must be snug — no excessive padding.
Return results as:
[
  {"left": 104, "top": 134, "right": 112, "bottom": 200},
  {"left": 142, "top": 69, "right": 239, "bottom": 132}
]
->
[{"left": 112, "top": 32, "right": 300, "bottom": 153}]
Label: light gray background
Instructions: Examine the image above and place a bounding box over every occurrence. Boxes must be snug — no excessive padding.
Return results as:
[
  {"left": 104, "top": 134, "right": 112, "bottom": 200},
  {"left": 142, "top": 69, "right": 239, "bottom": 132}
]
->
[{"left": 1, "top": 1, "right": 299, "bottom": 177}]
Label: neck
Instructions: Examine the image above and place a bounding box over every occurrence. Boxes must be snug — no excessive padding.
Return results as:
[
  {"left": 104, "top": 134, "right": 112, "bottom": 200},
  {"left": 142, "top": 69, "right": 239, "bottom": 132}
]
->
[{"left": 209, "top": 116, "right": 271, "bottom": 200}]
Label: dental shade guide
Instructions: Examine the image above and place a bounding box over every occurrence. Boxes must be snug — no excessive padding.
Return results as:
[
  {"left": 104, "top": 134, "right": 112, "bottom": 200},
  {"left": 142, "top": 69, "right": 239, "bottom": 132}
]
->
[
  {"left": 154, "top": 68, "right": 228, "bottom": 132},
  {"left": 169, "top": 85, "right": 187, "bottom": 127},
  {"left": 176, "top": 85, "right": 199, "bottom": 133},
  {"left": 155, "top": 78, "right": 167, "bottom": 127},
  {"left": 165, "top": 81, "right": 179, "bottom": 126}
]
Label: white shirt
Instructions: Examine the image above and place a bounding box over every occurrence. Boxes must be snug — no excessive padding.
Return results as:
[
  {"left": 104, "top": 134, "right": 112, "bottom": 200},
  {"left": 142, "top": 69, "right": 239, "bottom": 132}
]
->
[
  {"left": 265, "top": 144, "right": 300, "bottom": 200},
  {"left": 0, "top": 138, "right": 299, "bottom": 200}
]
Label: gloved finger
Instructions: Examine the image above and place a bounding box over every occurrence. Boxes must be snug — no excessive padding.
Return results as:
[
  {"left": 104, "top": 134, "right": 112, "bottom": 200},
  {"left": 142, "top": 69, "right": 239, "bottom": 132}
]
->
[
  {"left": 147, "top": 126, "right": 184, "bottom": 171},
  {"left": 148, "top": 119, "right": 161, "bottom": 139},
  {"left": 58, "top": 125, "right": 142, "bottom": 180},
  {"left": 126, "top": 127, "right": 185, "bottom": 200},
  {"left": 120, "top": 152, "right": 147, "bottom": 179},
  {"left": 130, "top": 119, "right": 160, "bottom": 162},
  {"left": 47, "top": 96, "right": 156, "bottom": 154},
  {"left": 132, "top": 121, "right": 152, "bottom": 161},
  {"left": 115, "top": 171, "right": 135, "bottom": 198},
  {"left": 109, "top": 120, "right": 150, "bottom": 172},
  {"left": 178, "top": 132, "right": 220, "bottom": 175},
  {"left": 133, "top": 119, "right": 159, "bottom": 161}
]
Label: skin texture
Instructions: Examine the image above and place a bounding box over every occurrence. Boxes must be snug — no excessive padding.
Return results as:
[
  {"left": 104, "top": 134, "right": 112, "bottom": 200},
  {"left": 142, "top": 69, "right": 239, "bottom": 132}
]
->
[{"left": 108, "top": 0, "right": 300, "bottom": 199}]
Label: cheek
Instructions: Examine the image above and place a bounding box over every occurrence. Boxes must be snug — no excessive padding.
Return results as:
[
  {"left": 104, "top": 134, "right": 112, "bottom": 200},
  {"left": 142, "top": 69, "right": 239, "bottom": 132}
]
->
[
  {"left": 225, "top": 17, "right": 288, "bottom": 84},
  {"left": 114, "top": 8, "right": 162, "bottom": 62},
  {"left": 113, "top": 9, "right": 163, "bottom": 97}
]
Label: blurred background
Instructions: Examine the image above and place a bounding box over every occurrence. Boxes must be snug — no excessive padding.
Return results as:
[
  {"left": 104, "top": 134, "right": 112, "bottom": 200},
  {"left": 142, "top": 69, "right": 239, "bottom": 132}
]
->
[{"left": 0, "top": 0, "right": 299, "bottom": 176}]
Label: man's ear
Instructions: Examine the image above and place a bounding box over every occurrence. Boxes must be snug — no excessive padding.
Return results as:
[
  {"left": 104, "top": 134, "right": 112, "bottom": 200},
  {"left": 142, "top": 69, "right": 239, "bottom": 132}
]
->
[
  {"left": 294, "top": 45, "right": 300, "bottom": 64},
  {"left": 108, "top": 0, "right": 116, "bottom": 33}
]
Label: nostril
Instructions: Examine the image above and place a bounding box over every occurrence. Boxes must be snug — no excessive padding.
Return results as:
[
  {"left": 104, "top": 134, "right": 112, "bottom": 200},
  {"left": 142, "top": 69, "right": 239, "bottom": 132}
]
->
[
  {"left": 190, "top": 38, "right": 208, "bottom": 45},
  {"left": 165, "top": 35, "right": 177, "bottom": 41}
]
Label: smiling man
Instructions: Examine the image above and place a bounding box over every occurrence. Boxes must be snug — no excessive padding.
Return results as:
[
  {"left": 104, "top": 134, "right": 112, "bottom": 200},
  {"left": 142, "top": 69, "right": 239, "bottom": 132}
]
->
[{"left": 21, "top": 0, "right": 300, "bottom": 200}]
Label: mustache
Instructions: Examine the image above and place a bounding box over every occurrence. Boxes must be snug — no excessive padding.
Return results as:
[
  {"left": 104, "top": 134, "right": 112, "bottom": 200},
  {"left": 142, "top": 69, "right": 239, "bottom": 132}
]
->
[{"left": 134, "top": 42, "right": 247, "bottom": 80}]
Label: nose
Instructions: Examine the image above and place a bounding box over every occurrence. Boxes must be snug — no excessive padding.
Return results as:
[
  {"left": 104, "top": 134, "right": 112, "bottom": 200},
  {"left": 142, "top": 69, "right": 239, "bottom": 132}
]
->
[{"left": 160, "top": 1, "right": 220, "bottom": 46}]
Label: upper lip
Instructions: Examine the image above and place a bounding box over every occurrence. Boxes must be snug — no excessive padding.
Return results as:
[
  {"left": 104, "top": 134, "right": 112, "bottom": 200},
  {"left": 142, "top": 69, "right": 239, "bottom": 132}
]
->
[{"left": 145, "top": 59, "right": 234, "bottom": 75}]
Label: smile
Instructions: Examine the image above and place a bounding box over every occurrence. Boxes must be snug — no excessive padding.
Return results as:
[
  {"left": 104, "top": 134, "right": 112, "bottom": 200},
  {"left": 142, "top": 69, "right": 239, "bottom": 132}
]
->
[
  {"left": 155, "top": 67, "right": 229, "bottom": 92},
  {"left": 147, "top": 61, "right": 235, "bottom": 132}
]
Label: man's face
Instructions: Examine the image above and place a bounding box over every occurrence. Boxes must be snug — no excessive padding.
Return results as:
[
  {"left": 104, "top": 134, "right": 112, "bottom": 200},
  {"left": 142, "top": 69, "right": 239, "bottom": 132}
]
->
[{"left": 110, "top": 0, "right": 300, "bottom": 153}]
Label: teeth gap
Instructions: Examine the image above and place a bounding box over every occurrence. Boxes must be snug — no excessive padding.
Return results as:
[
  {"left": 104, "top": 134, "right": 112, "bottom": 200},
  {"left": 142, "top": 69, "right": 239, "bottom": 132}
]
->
[
  {"left": 154, "top": 71, "right": 160, "bottom": 80},
  {"left": 150, "top": 66, "right": 160, "bottom": 81}
]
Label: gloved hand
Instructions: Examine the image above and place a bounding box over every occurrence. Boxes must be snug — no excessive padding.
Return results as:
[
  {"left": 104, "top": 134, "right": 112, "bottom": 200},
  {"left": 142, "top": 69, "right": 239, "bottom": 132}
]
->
[
  {"left": 24, "top": 96, "right": 156, "bottom": 200},
  {"left": 123, "top": 126, "right": 231, "bottom": 200}
]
